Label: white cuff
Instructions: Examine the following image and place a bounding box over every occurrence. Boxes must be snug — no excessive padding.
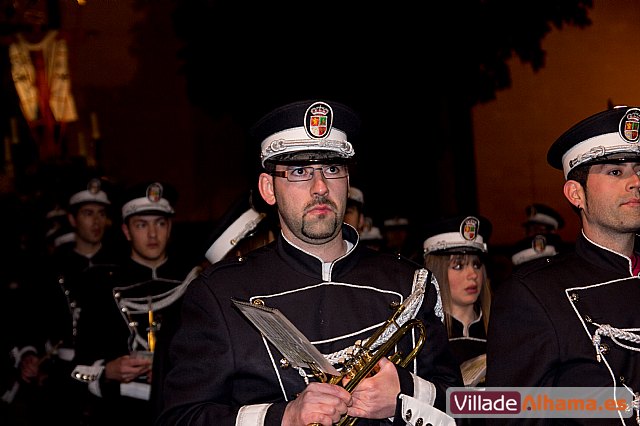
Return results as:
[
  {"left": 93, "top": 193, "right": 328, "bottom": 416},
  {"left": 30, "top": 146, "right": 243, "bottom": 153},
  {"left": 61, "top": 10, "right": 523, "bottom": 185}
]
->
[
  {"left": 71, "top": 360, "right": 105, "bottom": 397},
  {"left": 120, "top": 382, "right": 151, "bottom": 400},
  {"left": 412, "top": 373, "right": 436, "bottom": 406},
  {"left": 399, "top": 394, "right": 456, "bottom": 426},
  {"left": 57, "top": 347, "right": 75, "bottom": 361},
  {"left": 236, "top": 403, "right": 272, "bottom": 426}
]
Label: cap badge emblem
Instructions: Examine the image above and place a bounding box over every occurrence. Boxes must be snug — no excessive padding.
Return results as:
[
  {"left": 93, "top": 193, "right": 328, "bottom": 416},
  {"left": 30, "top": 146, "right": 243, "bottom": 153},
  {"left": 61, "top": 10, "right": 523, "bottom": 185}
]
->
[
  {"left": 87, "top": 178, "right": 101, "bottom": 194},
  {"left": 304, "top": 102, "right": 333, "bottom": 139},
  {"left": 619, "top": 108, "right": 640, "bottom": 143},
  {"left": 146, "top": 182, "right": 163, "bottom": 203},
  {"left": 532, "top": 235, "right": 547, "bottom": 253},
  {"left": 460, "top": 216, "right": 479, "bottom": 241}
]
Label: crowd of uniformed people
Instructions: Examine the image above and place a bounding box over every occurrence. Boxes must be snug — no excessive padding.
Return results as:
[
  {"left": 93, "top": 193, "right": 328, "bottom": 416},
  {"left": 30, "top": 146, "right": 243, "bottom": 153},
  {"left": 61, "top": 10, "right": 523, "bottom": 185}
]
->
[{"left": 5, "top": 99, "right": 640, "bottom": 426}]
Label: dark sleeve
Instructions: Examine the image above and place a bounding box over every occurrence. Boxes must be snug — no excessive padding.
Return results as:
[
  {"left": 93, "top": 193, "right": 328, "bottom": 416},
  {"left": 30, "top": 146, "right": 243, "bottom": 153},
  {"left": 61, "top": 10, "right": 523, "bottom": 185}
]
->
[
  {"left": 485, "top": 274, "right": 558, "bottom": 388},
  {"left": 155, "top": 277, "right": 240, "bottom": 426},
  {"left": 73, "top": 266, "right": 130, "bottom": 399},
  {"left": 416, "top": 273, "right": 464, "bottom": 411}
]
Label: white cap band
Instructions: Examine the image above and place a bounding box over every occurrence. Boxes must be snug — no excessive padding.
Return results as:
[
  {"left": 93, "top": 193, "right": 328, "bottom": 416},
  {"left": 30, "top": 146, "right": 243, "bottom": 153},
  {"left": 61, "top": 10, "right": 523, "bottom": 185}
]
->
[
  {"left": 526, "top": 213, "right": 559, "bottom": 229},
  {"left": 54, "top": 232, "right": 76, "bottom": 248},
  {"left": 423, "top": 232, "right": 487, "bottom": 255},
  {"left": 562, "top": 132, "right": 640, "bottom": 178},
  {"left": 69, "top": 190, "right": 110, "bottom": 206},
  {"left": 348, "top": 187, "right": 364, "bottom": 204},
  {"left": 204, "top": 208, "right": 265, "bottom": 264},
  {"left": 512, "top": 245, "right": 557, "bottom": 266},
  {"left": 260, "top": 126, "right": 353, "bottom": 166},
  {"left": 122, "top": 197, "right": 174, "bottom": 220}
]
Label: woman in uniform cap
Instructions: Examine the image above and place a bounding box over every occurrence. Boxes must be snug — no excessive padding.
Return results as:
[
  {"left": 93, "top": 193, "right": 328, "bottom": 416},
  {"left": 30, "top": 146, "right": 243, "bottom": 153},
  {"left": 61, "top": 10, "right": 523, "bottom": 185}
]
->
[{"left": 423, "top": 214, "right": 492, "bottom": 387}]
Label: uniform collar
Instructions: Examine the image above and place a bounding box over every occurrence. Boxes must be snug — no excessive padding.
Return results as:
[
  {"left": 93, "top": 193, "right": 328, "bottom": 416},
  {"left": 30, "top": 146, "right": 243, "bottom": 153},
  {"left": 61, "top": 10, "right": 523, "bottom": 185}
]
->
[
  {"left": 276, "top": 224, "right": 361, "bottom": 279},
  {"left": 575, "top": 232, "right": 636, "bottom": 276}
]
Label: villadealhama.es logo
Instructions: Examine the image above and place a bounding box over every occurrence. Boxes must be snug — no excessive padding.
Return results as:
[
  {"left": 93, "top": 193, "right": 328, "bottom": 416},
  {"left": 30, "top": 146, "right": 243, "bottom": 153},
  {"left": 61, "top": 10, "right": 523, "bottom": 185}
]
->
[{"left": 447, "top": 387, "right": 634, "bottom": 420}]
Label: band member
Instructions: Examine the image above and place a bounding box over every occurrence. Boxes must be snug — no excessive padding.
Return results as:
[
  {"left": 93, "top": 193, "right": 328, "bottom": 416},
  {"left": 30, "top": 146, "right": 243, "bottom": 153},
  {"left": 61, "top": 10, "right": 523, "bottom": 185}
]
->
[
  {"left": 423, "top": 214, "right": 492, "bottom": 388},
  {"left": 486, "top": 106, "right": 640, "bottom": 425},
  {"left": 71, "top": 181, "right": 194, "bottom": 426},
  {"left": 156, "top": 99, "right": 462, "bottom": 426},
  {"left": 44, "top": 175, "right": 119, "bottom": 423}
]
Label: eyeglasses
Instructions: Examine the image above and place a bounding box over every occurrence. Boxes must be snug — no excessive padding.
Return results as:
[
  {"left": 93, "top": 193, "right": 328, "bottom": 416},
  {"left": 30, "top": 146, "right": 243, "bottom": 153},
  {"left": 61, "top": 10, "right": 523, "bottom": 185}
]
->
[{"left": 271, "top": 164, "right": 349, "bottom": 182}]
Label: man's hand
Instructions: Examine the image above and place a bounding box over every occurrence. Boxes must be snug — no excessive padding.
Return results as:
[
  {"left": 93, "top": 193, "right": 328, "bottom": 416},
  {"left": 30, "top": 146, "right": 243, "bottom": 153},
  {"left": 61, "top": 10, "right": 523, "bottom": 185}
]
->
[
  {"left": 346, "top": 357, "right": 400, "bottom": 420},
  {"left": 104, "top": 354, "right": 152, "bottom": 383},
  {"left": 19, "top": 352, "right": 40, "bottom": 383},
  {"left": 283, "top": 382, "right": 352, "bottom": 426}
]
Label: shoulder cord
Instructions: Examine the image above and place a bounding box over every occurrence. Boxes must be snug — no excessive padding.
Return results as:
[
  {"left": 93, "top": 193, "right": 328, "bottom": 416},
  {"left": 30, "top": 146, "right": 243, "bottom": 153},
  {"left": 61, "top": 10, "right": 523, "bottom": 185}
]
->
[
  {"left": 116, "top": 266, "right": 202, "bottom": 350},
  {"left": 591, "top": 323, "right": 640, "bottom": 424},
  {"left": 592, "top": 324, "right": 640, "bottom": 361},
  {"left": 321, "top": 268, "right": 428, "bottom": 366},
  {"left": 116, "top": 266, "right": 202, "bottom": 313}
]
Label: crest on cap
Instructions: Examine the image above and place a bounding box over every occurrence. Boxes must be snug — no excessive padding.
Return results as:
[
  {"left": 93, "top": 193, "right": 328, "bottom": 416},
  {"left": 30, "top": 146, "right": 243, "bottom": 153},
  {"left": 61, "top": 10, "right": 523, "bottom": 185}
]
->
[
  {"left": 532, "top": 234, "right": 547, "bottom": 253},
  {"left": 253, "top": 100, "right": 359, "bottom": 167},
  {"left": 121, "top": 181, "right": 176, "bottom": 220},
  {"left": 87, "top": 178, "right": 101, "bottom": 195},
  {"left": 461, "top": 216, "right": 479, "bottom": 241},
  {"left": 68, "top": 177, "right": 111, "bottom": 207},
  {"left": 511, "top": 234, "right": 559, "bottom": 266},
  {"left": 423, "top": 214, "right": 490, "bottom": 255},
  {"left": 305, "top": 102, "right": 333, "bottom": 138},
  {"left": 146, "top": 182, "right": 163, "bottom": 203},
  {"left": 620, "top": 108, "right": 640, "bottom": 142},
  {"left": 548, "top": 106, "right": 640, "bottom": 178}
]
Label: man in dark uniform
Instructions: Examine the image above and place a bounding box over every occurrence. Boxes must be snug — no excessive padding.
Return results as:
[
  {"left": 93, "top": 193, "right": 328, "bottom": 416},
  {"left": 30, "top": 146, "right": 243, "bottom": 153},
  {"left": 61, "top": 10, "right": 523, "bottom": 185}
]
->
[
  {"left": 42, "top": 175, "right": 120, "bottom": 423},
  {"left": 509, "top": 232, "right": 562, "bottom": 267},
  {"left": 486, "top": 106, "right": 640, "bottom": 425},
  {"left": 71, "top": 181, "right": 195, "bottom": 426},
  {"left": 156, "top": 100, "right": 462, "bottom": 426}
]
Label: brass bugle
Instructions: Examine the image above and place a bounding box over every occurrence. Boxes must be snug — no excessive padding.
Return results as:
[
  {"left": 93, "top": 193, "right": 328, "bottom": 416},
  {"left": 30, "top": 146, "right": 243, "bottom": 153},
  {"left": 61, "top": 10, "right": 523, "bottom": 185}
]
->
[{"left": 308, "top": 315, "right": 427, "bottom": 426}]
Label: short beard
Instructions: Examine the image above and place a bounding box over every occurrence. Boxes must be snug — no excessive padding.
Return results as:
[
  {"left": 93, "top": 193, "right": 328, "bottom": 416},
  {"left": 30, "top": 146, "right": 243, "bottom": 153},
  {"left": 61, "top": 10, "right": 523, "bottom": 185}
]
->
[{"left": 301, "top": 215, "right": 339, "bottom": 241}]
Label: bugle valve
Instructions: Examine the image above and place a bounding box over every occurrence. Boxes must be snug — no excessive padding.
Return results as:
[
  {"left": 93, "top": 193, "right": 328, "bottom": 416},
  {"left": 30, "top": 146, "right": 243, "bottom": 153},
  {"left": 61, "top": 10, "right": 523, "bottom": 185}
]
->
[{"left": 309, "top": 303, "right": 428, "bottom": 426}]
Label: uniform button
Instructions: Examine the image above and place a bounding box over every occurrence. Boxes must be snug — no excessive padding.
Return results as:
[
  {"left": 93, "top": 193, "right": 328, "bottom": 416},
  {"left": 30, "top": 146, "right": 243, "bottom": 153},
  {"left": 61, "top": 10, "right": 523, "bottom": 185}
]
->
[
  {"left": 404, "top": 408, "right": 412, "bottom": 421},
  {"left": 415, "top": 418, "right": 423, "bottom": 426},
  {"left": 569, "top": 293, "right": 579, "bottom": 302},
  {"left": 584, "top": 315, "right": 592, "bottom": 323}
]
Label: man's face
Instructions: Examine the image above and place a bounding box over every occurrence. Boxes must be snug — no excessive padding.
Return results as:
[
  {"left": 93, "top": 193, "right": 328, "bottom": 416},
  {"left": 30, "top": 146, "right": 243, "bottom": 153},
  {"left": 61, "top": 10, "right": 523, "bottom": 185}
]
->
[
  {"left": 268, "top": 164, "right": 348, "bottom": 246},
  {"left": 72, "top": 203, "right": 108, "bottom": 245},
  {"left": 122, "top": 215, "right": 171, "bottom": 263},
  {"left": 581, "top": 162, "right": 640, "bottom": 235}
]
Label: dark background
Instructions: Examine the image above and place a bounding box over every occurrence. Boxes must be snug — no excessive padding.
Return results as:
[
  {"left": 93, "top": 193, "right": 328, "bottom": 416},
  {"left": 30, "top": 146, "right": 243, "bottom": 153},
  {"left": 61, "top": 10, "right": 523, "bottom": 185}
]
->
[{"left": 0, "top": 0, "right": 594, "bottom": 258}]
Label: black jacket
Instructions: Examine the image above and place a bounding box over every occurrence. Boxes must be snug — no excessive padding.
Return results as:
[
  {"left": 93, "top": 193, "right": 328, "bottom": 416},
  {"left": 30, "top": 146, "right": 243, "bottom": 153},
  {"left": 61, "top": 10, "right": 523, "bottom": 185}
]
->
[
  {"left": 486, "top": 232, "right": 640, "bottom": 425},
  {"left": 156, "top": 225, "right": 462, "bottom": 426}
]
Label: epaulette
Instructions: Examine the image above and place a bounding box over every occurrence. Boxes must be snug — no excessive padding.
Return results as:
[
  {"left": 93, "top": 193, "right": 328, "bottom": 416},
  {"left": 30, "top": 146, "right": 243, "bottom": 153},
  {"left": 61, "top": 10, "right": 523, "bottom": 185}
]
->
[
  {"left": 511, "top": 250, "right": 567, "bottom": 279},
  {"left": 200, "top": 256, "right": 247, "bottom": 279}
]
